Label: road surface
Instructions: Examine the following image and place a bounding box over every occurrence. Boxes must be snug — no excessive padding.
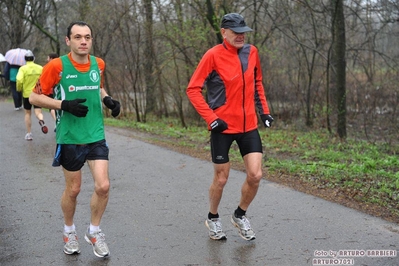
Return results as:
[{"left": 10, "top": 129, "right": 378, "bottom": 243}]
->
[{"left": 0, "top": 99, "right": 398, "bottom": 266}]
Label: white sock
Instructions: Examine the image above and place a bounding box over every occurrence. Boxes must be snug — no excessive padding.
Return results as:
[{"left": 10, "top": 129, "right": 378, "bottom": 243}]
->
[
  {"left": 89, "top": 223, "right": 100, "bottom": 234},
  {"left": 64, "top": 224, "right": 76, "bottom": 233}
]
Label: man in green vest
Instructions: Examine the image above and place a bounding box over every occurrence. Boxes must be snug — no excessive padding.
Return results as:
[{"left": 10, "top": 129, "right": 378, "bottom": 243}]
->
[{"left": 29, "top": 21, "right": 120, "bottom": 258}]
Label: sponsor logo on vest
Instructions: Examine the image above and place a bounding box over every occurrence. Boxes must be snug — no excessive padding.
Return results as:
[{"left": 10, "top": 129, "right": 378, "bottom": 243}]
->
[
  {"left": 75, "top": 85, "right": 99, "bottom": 91},
  {"left": 89, "top": 70, "right": 100, "bottom": 83},
  {"left": 67, "top": 85, "right": 99, "bottom": 92},
  {"left": 66, "top": 74, "right": 78, "bottom": 79}
]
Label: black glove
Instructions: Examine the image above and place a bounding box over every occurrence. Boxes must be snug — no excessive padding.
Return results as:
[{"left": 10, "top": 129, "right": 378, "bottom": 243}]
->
[
  {"left": 61, "top": 98, "right": 88, "bottom": 117},
  {"left": 260, "top": 114, "right": 274, "bottom": 128},
  {"left": 103, "top": 96, "right": 120, "bottom": 117},
  {"left": 210, "top": 118, "right": 228, "bottom": 133}
]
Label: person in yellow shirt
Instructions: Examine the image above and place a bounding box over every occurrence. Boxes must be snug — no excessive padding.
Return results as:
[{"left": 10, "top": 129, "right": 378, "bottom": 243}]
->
[{"left": 16, "top": 50, "right": 48, "bottom": 140}]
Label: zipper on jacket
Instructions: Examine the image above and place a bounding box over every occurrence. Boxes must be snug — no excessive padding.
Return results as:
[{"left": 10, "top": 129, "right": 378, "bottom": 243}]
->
[{"left": 238, "top": 49, "right": 246, "bottom": 132}]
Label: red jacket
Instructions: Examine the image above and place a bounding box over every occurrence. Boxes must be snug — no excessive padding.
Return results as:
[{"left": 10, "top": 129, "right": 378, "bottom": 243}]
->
[{"left": 186, "top": 40, "right": 270, "bottom": 133}]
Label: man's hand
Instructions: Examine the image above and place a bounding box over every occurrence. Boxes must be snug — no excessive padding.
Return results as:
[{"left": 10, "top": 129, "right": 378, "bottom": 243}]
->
[
  {"left": 260, "top": 114, "right": 274, "bottom": 128},
  {"left": 210, "top": 119, "right": 228, "bottom": 133},
  {"left": 103, "top": 96, "right": 121, "bottom": 117},
  {"left": 61, "top": 98, "right": 88, "bottom": 117}
]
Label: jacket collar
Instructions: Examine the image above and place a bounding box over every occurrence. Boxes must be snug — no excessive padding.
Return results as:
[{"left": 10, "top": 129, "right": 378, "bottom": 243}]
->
[{"left": 222, "top": 39, "right": 240, "bottom": 53}]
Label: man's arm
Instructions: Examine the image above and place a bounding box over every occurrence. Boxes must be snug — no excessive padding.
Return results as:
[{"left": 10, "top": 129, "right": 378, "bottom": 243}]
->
[
  {"left": 30, "top": 91, "right": 88, "bottom": 117},
  {"left": 101, "top": 88, "right": 121, "bottom": 117},
  {"left": 29, "top": 91, "right": 62, "bottom": 110},
  {"left": 252, "top": 47, "right": 274, "bottom": 128},
  {"left": 16, "top": 68, "right": 23, "bottom": 92},
  {"left": 186, "top": 51, "right": 219, "bottom": 126},
  {"left": 3, "top": 63, "right": 10, "bottom": 80},
  {"left": 100, "top": 88, "right": 109, "bottom": 100}
]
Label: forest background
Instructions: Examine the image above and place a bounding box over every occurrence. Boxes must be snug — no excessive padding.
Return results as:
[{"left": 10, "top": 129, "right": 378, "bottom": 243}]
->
[{"left": 1, "top": 0, "right": 398, "bottom": 222}]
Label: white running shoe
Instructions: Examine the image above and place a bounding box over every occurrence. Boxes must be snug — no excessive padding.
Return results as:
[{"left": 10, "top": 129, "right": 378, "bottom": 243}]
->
[
  {"left": 24, "top": 133, "right": 32, "bottom": 141},
  {"left": 205, "top": 218, "right": 227, "bottom": 240},
  {"left": 63, "top": 231, "right": 80, "bottom": 255},
  {"left": 231, "top": 215, "right": 256, "bottom": 241},
  {"left": 84, "top": 228, "right": 110, "bottom": 257}
]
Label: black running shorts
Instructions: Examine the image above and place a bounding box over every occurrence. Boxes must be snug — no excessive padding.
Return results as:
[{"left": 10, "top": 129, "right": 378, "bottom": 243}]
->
[
  {"left": 52, "top": 139, "right": 109, "bottom": 171},
  {"left": 23, "top": 97, "right": 41, "bottom": 110},
  {"left": 210, "top": 129, "right": 263, "bottom": 164}
]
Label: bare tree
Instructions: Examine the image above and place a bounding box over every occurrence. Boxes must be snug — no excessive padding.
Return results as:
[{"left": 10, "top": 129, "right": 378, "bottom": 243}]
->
[
  {"left": 1, "top": 0, "right": 30, "bottom": 48},
  {"left": 331, "top": 0, "right": 347, "bottom": 139},
  {"left": 24, "top": 0, "right": 61, "bottom": 56},
  {"left": 1, "top": 0, "right": 398, "bottom": 145},
  {"left": 143, "top": 0, "right": 156, "bottom": 117}
]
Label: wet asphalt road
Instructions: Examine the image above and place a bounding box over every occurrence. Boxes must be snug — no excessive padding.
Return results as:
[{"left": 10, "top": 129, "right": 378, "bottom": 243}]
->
[{"left": 0, "top": 99, "right": 398, "bottom": 266}]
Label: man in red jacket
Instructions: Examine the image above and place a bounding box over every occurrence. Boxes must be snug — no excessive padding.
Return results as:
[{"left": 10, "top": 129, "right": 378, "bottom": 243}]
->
[{"left": 186, "top": 13, "right": 274, "bottom": 241}]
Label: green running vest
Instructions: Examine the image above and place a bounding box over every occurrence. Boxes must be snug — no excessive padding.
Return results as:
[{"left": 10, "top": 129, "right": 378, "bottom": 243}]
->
[{"left": 54, "top": 55, "right": 105, "bottom": 144}]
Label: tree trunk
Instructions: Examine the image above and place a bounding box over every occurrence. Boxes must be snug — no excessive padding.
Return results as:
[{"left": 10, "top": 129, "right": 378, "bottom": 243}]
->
[
  {"left": 331, "top": 0, "right": 347, "bottom": 139},
  {"left": 144, "top": 0, "right": 156, "bottom": 117}
]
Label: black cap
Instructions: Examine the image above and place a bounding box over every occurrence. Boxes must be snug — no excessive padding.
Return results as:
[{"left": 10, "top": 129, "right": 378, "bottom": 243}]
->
[
  {"left": 25, "top": 50, "right": 35, "bottom": 61},
  {"left": 221, "top": 13, "right": 253, "bottom": 33}
]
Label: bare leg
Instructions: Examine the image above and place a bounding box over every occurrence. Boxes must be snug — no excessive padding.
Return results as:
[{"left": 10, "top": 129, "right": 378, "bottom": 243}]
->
[
  {"left": 209, "top": 162, "right": 230, "bottom": 214},
  {"left": 87, "top": 160, "right": 110, "bottom": 226},
  {"left": 24, "top": 109, "right": 31, "bottom": 133},
  {"left": 50, "top": 109, "right": 56, "bottom": 121},
  {"left": 61, "top": 169, "right": 82, "bottom": 226},
  {"left": 34, "top": 108, "right": 44, "bottom": 121},
  {"left": 239, "top": 152, "right": 263, "bottom": 211}
]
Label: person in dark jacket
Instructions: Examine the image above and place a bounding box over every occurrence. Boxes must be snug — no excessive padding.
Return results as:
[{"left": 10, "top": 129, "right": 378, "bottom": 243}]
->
[
  {"left": 4, "top": 62, "right": 22, "bottom": 110},
  {"left": 186, "top": 13, "right": 274, "bottom": 241}
]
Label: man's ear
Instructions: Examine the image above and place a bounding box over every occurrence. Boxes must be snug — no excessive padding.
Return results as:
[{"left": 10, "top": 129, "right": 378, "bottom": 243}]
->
[
  {"left": 65, "top": 36, "right": 70, "bottom": 46},
  {"left": 220, "top": 28, "right": 226, "bottom": 37}
]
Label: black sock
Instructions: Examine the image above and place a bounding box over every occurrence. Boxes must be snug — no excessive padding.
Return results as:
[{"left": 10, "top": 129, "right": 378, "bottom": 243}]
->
[
  {"left": 208, "top": 212, "right": 219, "bottom": 220},
  {"left": 234, "top": 206, "right": 246, "bottom": 218}
]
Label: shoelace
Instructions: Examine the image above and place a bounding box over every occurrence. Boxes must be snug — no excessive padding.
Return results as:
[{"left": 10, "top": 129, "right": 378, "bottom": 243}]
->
[
  {"left": 240, "top": 216, "right": 252, "bottom": 231},
  {"left": 212, "top": 219, "right": 223, "bottom": 232},
  {"left": 66, "top": 233, "right": 78, "bottom": 244},
  {"left": 93, "top": 232, "right": 107, "bottom": 248}
]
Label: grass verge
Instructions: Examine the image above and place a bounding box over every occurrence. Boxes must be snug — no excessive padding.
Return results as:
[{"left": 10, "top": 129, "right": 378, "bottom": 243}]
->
[{"left": 105, "top": 116, "right": 399, "bottom": 223}]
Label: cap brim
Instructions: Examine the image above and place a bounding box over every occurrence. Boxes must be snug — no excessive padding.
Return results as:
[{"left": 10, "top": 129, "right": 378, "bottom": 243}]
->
[{"left": 230, "top": 26, "right": 253, "bottom": 33}]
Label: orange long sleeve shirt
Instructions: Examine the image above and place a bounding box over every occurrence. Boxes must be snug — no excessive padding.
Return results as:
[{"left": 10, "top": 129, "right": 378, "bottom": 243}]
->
[
  {"left": 186, "top": 41, "right": 270, "bottom": 133},
  {"left": 33, "top": 53, "right": 105, "bottom": 95}
]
